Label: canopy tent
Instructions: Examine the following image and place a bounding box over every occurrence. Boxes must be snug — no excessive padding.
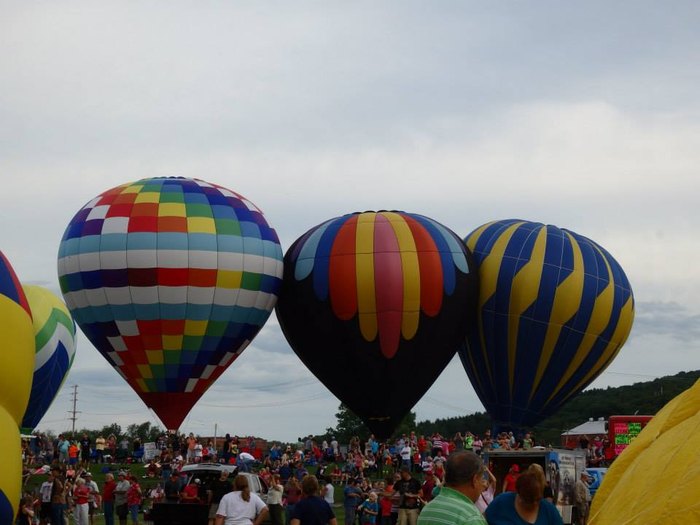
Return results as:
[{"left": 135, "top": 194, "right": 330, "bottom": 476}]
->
[{"left": 561, "top": 418, "right": 606, "bottom": 447}]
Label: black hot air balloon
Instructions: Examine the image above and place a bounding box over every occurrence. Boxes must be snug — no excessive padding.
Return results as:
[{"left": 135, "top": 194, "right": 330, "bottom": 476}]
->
[{"left": 276, "top": 211, "right": 478, "bottom": 438}]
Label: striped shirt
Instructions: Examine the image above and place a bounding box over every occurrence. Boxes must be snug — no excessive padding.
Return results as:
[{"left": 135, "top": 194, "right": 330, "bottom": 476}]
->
[{"left": 417, "top": 487, "right": 486, "bottom": 525}]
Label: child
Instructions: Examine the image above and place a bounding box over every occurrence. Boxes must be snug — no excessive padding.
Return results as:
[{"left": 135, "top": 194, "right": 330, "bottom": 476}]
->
[
  {"left": 379, "top": 484, "right": 393, "bottom": 525},
  {"left": 359, "top": 492, "right": 379, "bottom": 525},
  {"left": 17, "top": 494, "right": 36, "bottom": 525}
]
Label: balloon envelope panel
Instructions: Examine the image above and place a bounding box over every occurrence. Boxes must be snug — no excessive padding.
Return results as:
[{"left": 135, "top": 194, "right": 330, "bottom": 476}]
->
[
  {"left": 459, "top": 219, "right": 634, "bottom": 429},
  {"left": 590, "top": 379, "right": 700, "bottom": 524},
  {"left": 57, "top": 177, "right": 283, "bottom": 429},
  {"left": 0, "top": 251, "right": 35, "bottom": 524},
  {"left": 21, "top": 285, "right": 77, "bottom": 433},
  {"left": 276, "top": 211, "right": 478, "bottom": 438}
]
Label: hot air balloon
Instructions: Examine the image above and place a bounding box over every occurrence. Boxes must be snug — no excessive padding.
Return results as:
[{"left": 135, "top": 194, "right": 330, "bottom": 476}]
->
[
  {"left": 20, "top": 285, "right": 77, "bottom": 434},
  {"left": 276, "top": 211, "right": 478, "bottom": 438},
  {"left": 458, "top": 219, "right": 634, "bottom": 430},
  {"left": 0, "top": 251, "right": 35, "bottom": 524},
  {"left": 57, "top": 177, "right": 283, "bottom": 429},
  {"left": 590, "top": 379, "right": 700, "bottom": 524}
]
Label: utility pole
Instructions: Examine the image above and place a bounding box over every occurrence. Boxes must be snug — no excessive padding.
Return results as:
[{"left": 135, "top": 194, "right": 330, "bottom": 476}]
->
[{"left": 68, "top": 385, "right": 81, "bottom": 434}]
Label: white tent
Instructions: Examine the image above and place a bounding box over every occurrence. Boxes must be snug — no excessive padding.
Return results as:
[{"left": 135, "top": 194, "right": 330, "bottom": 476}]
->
[{"left": 561, "top": 418, "right": 606, "bottom": 444}]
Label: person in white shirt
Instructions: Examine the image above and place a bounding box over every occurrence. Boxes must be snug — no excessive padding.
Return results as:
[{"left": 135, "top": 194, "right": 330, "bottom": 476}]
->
[
  {"left": 40, "top": 475, "right": 53, "bottom": 524},
  {"left": 322, "top": 477, "right": 334, "bottom": 507},
  {"left": 215, "top": 474, "right": 268, "bottom": 525}
]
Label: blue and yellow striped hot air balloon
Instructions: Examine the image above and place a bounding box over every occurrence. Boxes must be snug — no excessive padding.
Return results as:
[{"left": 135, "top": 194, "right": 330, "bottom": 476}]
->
[
  {"left": 20, "top": 285, "right": 77, "bottom": 434},
  {"left": 458, "top": 219, "right": 634, "bottom": 430},
  {"left": 0, "top": 251, "right": 35, "bottom": 524}
]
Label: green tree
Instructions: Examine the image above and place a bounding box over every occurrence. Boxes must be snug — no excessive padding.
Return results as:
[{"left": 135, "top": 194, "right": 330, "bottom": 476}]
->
[
  {"left": 99, "top": 423, "right": 122, "bottom": 439},
  {"left": 326, "top": 403, "right": 417, "bottom": 443},
  {"left": 326, "top": 404, "right": 368, "bottom": 443},
  {"left": 126, "top": 422, "right": 163, "bottom": 444}
]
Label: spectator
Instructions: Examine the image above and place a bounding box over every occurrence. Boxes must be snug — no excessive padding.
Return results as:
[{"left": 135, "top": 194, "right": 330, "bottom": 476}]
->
[
  {"left": 114, "top": 471, "right": 131, "bottom": 525},
  {"left": 84, "top": 472, "right": 100, "bottom": 525},
  {"left": 502, "top": 464, "right": 520, "bottom": 493},
  {"left": 475, "top": 467, "right": 496, "bottom": 514},
  {"left": 164, "top": 472, "right": 182, "bottom": 502},
  {"left": 289, "top": 475, "right": 336, "bottom": 525},
  {"left": 73, "top": 478, "right": 91, "bottom": 525},
  {"left": 322, "top": 476, "right": 334, "bottom": 507},
  {"left": 574, "top": 472, "right": 591, "bottom": 525},
  {"left": 485, "top": 472, "right": 563, "bottom": 525},
  {"left": 181, "top": 478, "right": 202, "bottom": 504},
  {"left": 215, "top": 474, "right": 269, "bottom": 525},
  {"left": 359, "top": 492, "right": 380, "bottom": 525},
  {"left": 102, "top": 473, "right": 116, "bottom": 525},
  {"left": 126, "top": 475, "right": 142, "bottom": 525},
  {"left": 343, "top": 478, "right": 363, "bottom": 525},
  {"left": 266, "top": 474, "right": 285, "bottom": 525},
  {"left": 417, "top": 450, "right": 486, "bottom": 525},
  {"left": 285, "top": 477, "right": 303, "bottom": 524},
  {"left": 393, "top": 466, "right": 422, "bottom": 525}
]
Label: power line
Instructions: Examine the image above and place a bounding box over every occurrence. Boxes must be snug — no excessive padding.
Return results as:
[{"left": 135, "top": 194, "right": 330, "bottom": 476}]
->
[{"left": 68, "top": 385, "right": 81, "bottom": 433}]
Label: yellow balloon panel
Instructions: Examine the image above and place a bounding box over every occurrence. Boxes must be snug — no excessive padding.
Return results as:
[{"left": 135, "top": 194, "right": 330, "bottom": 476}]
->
[
  {"left": 0, "top": 408, "right": 23, "bottom": 522},
  {"left": 0, "top": 294, "right": 35, "bottom": 422},
  {"left": 590, "top": 379, "right": 700, "bottom": 524}
]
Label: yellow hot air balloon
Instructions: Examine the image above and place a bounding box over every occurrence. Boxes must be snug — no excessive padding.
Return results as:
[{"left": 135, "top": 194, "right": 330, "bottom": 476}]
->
[
  {"left": 589, "top": 379, "right": 700, "bottom": 524},
  {"left": 0, "top": 251, "right": 35, "bottom": 523}
]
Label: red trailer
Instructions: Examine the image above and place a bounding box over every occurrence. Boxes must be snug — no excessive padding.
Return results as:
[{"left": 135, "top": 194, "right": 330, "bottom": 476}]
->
[{"left": 607, "top": 414, "right": 654, "bottom": 457}]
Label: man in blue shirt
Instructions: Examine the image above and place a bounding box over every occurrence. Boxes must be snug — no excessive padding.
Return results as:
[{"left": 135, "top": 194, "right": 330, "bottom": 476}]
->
[{"left": 343, "top": 478, "right": 363, "bottom": 525}]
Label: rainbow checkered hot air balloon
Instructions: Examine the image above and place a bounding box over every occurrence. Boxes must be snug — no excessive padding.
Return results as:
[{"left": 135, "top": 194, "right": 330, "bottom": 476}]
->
[
  {"left": 57, "top": 177, "right": 283, "bottom": 429},
  {"left": 459, "top": 219, "right": 635, "bottom": 430},
  {"left": 0, "top": 251, "right": 35, "bottom": 524},
  {"left": 276, "top": 211, "right": 479, "bottom": 438},
  {"left": 20, "top": 285, "right": 77, "bottom": 434}
]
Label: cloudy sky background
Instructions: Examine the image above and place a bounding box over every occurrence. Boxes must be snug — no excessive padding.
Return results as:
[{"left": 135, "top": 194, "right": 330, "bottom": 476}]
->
[{"left": 2, "top": 2, "right": 699, "bottom": 442}]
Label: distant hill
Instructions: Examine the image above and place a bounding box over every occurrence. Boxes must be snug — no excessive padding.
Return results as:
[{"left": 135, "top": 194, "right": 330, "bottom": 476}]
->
[{"left": 415, "top": 370, "right": 700, "bottom": 445}]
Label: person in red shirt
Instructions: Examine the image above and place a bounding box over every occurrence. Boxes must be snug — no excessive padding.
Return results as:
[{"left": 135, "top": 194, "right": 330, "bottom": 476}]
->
[
  {"left": 421, "top": 471, "right": 438, "bottom": 503},
  {"left": 417, "top": 436, "right": 428, "bottom": 462},
  {"left": 73, "top": 478, "right": 91, "bottom": 525},
  {"left": 380, "top": 478, "right": 394, "bottom": 525},
  {"left": 126, "top": 476, "right": 143, "bottom": 524},
  {"left": 502, "top": 463, "right": 520, "bottom": 493},
  {"left": 101, "top": 472, "right": 117, "bottom": 525},
  {"left": 180, "top": 479, "right": 202, "bottom": 504}
]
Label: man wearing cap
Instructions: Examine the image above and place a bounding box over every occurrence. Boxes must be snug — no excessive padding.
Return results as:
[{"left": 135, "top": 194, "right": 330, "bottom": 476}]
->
[
  {"left": 164, "top": 471, "right": 182, "bottom": 503},
  {"left": 83, "top": 472, "right": 100, "bottom": 525},
  {"left": 393, "top": 466, "right": 422, "bottom": 525},
  {"left": 502, "top": 464, "right": 520, "bottom": 493},
  {"left": 417, "top": 451, "right": 487, "bottom": 525},
  {"left": 574, "top": 471, "right": 591, "bottom": 525},
  {"left": 181, "top": 478, "right": 202, "bottom": 503},
  {"left": 114, "top": 471, "right": 131, "bottom": 525}
]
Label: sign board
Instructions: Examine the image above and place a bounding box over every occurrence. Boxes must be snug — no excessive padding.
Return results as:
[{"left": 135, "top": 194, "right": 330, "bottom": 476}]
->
[
  {"left": 608, "top": 415, "right": 653, "bottom": 456},
  {"left": 143, "top": 442, "right": 159, "bottom": 461}
]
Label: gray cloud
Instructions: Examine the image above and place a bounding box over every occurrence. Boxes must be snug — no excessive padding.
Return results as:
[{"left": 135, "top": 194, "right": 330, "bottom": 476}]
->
[{"left": 6, "top": 2, "right": 700, "bottom": 441}]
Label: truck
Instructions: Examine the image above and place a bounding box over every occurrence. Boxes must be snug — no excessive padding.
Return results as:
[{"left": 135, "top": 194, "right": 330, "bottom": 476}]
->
[{"left": 482, "top": 447, "right": 587, "bottom": 524}]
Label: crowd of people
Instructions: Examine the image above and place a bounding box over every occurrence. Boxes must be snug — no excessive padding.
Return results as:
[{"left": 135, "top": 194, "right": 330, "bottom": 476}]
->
[{"left": 17, "top": 428, "right": 597, "bottom": 525}]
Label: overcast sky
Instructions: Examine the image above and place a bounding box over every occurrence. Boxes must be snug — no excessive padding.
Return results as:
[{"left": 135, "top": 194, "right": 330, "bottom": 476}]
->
[{"left": 2, "top": 1, "right": 699, "bottom": 442}]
